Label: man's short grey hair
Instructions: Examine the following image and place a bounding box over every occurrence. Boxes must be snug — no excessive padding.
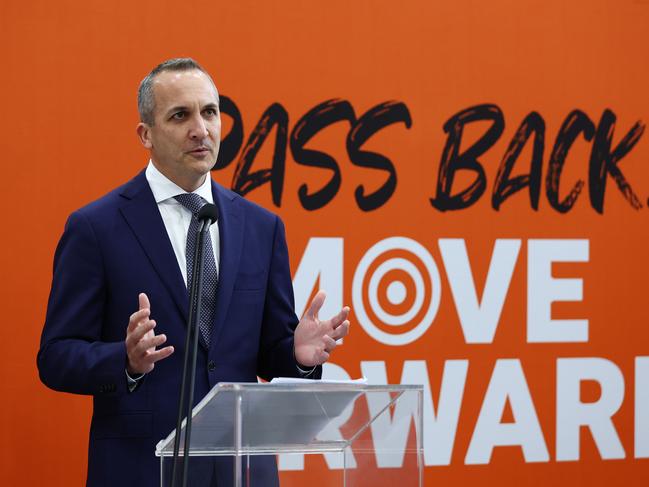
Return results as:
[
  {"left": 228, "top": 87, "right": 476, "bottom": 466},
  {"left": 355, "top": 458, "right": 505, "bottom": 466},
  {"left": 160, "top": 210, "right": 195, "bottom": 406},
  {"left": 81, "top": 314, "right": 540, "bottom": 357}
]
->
[{"left": 137, "top": 58, "right": 217, "bottom": 126}]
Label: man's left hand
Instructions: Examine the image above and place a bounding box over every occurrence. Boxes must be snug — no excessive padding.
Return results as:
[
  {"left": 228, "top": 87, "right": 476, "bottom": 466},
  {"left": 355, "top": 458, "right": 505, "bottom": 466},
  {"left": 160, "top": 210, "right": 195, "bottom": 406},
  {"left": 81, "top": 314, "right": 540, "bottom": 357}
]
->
[{"left": 294, "top": 291, "right": 350, "bottom": 367}]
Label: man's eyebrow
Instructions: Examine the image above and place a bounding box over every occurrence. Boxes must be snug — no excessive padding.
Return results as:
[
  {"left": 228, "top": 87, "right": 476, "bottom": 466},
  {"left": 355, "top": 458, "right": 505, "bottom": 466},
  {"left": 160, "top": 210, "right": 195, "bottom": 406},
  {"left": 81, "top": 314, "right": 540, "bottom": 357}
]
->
[
  {"left": 203, "top": 102, "right": 219, "bottom": 110},
  {"left": 165, "top": 105, "right": 188, "bottom": 116}
]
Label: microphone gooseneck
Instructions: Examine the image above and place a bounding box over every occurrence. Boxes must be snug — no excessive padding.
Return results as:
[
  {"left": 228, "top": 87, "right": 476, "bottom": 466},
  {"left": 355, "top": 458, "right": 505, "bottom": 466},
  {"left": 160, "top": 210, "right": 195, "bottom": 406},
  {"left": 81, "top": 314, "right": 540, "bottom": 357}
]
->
[{"left": 171, "top": 202, "right": 218, "bottom": 487}]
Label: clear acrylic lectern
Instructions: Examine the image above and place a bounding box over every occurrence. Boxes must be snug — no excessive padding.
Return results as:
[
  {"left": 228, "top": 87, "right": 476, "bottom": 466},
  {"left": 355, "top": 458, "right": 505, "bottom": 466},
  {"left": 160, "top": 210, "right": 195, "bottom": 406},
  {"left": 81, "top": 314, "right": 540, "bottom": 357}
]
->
[{"left": 156, "top": 382, "right": 423, "bottom": 486}]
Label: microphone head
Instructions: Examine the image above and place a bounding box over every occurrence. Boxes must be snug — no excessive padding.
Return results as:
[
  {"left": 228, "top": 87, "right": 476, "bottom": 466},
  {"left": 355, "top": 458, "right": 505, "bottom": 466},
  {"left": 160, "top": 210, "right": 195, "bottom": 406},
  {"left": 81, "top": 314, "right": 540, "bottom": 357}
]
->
[{"left": 197, "top": 203, "right": 219, "bottom": 224}]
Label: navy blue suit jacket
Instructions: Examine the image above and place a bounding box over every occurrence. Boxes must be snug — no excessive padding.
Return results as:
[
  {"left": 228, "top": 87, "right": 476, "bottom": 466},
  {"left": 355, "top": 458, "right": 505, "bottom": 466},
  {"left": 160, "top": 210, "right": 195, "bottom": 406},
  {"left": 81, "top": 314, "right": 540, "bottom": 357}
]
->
[{"left": 38, "top": 171, "right": 319, "bottom": 486}]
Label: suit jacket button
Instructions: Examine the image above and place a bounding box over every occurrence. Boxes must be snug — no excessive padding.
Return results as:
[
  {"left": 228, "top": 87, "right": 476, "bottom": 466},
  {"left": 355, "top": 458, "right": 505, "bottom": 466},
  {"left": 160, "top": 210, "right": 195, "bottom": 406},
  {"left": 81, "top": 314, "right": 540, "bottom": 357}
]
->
[{"left": 208, "top": 360, "right": 216, "bottom": 372}]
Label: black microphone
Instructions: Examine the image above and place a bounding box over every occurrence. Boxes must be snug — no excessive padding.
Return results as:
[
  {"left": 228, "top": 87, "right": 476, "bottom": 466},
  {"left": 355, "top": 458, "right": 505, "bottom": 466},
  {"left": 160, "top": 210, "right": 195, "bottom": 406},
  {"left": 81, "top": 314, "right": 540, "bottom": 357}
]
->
[
  {"left": 172, "top": 202, "right": 219, "bottom": 487},
  {"left": 197, "top": 203, "right": 218, "bottom": 225}
]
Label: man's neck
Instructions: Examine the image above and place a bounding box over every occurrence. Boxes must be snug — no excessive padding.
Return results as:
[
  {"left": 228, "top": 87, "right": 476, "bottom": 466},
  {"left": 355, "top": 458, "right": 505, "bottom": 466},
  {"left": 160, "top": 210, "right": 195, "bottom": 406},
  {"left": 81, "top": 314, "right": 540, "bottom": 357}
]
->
[
  {"left": 150, "top": 160, "right": 206, "bottom": 192},
  {"left": 175, "top": 175, "right": 206, "bottom": 193}
]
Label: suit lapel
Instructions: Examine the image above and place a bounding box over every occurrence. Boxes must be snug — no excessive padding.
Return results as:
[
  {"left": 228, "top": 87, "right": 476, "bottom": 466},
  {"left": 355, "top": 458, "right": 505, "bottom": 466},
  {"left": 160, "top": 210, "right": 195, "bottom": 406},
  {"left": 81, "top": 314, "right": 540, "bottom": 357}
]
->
[
  {"left": 210, "top": 181, "right": 244, "bottom": 349},
  {"left": 118, "top": 171, "right": 189, "bottom": 322}
]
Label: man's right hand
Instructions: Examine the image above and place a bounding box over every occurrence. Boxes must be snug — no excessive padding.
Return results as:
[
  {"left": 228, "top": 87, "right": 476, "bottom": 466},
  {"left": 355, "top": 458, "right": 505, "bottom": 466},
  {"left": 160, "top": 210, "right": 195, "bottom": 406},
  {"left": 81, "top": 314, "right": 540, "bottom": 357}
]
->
[{"left": 126, "top": 293, "right": 174, "bottom": 375}]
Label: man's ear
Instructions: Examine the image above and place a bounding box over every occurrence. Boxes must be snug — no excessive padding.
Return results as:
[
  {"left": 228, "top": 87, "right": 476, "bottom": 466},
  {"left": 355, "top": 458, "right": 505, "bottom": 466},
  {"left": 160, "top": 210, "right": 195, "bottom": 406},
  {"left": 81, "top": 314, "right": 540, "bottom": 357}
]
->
[{"left": 136, "top": 123, "right": 153, "bottom": 149}]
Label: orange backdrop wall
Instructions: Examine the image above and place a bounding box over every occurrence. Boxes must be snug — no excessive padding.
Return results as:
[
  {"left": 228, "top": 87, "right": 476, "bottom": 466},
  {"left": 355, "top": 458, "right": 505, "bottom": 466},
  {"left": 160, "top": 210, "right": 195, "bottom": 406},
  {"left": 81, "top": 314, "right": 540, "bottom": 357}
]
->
[{"left": 1, "top": 0, "right": 648, "bottom": 485}]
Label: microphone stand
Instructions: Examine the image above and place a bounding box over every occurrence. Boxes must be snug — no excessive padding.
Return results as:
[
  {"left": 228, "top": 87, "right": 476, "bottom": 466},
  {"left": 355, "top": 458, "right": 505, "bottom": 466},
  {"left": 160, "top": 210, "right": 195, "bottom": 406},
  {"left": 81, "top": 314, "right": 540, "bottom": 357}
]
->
[{"left": 171, "top": 216, "right": 213, "bottom": 487}]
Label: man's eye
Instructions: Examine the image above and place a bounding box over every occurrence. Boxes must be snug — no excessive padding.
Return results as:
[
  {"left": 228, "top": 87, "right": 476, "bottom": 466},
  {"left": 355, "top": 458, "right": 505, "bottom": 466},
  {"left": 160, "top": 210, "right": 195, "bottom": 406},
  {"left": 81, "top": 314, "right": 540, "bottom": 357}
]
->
[
  {"left": 204, "top": 108, "right": 218, "bottom": 117},
  {"left": 171, "top": 112, "right": 186, "bottom": 120}
]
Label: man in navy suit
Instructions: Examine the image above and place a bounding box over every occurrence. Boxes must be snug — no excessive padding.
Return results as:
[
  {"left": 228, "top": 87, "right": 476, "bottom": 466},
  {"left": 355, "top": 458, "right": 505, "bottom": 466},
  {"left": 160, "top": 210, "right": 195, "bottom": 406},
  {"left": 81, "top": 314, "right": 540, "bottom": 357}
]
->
[{"left": 37, "top": 58, "right": 350, "bottom": 486}]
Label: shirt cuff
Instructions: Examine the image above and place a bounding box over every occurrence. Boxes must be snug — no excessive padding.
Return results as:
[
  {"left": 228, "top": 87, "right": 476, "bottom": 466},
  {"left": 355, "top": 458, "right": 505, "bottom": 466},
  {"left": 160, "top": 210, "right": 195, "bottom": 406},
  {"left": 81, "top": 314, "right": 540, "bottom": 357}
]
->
[{"left": 125, "top": 369, "right": 145, "bottom": 392}]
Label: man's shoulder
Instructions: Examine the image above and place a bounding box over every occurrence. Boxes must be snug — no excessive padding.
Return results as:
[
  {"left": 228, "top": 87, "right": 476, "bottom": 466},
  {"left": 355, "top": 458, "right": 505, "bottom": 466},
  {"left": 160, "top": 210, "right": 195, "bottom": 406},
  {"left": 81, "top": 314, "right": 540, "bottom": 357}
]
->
[
  {"left": 74, "top": 171, "right": 148, "bottom": 219},
  {"left": 213, "top": 181, "right": 279, "bottom": 224}
]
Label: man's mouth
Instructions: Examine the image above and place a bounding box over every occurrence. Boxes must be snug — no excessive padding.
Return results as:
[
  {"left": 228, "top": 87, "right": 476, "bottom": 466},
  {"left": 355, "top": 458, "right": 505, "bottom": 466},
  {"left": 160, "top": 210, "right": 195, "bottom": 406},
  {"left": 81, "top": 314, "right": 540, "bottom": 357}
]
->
[{"left": 187, "top": 146, "right": 211, "bottom": 155}]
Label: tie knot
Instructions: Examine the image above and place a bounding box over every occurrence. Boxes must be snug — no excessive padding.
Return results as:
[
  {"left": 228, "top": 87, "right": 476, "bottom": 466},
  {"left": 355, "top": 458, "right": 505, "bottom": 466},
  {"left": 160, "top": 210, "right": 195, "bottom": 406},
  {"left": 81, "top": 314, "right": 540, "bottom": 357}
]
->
[{"left": 174, "top": 193, "right": 206, "bottom": 216}]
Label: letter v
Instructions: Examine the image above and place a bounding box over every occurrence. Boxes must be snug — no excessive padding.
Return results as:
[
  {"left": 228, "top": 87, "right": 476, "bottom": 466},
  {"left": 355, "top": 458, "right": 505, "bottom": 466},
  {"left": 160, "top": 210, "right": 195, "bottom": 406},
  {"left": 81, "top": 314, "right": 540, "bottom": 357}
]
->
[{"left": 439, "top": 239, "right": 521, "bottom": 343}]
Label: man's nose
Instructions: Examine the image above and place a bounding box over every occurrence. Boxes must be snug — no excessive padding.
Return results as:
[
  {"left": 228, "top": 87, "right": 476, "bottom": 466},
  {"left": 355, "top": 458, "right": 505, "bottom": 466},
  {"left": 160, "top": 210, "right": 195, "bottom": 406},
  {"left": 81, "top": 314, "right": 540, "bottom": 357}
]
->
[{"left": 188, "top": 114, "right": 209, "bottom": 139}]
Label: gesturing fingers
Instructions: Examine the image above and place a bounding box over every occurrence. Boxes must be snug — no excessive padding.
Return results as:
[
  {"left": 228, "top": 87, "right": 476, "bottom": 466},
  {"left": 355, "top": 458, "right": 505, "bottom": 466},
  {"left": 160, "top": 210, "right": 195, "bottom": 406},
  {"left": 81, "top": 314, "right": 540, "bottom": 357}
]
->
[
  {"left": 323, "top": 335, "right": 337, "bottom": 353},
  {"left": 319, "top": 350, "right": 330, "bottom": 363},
  {"left": 138, "top": 292, "right": 150, "bottom": 311},
  {"left": 294, "top": 297, "right": 352, "bottom": 367},
  {"left": 127, "top": 324, "right": 174, "bottom": 374},
  {"left": 146, "top": 346, "right": 174, "bottom": 365},
  {"left": 340, "top": 305, "right": 350, "bottom": 319},
  {"left": 330, "top": 306, "right": 350, "bottom": 327},
  {"left": 125, "top": 294, "right": 174, "bottom": 375},
  {"left": 306, "top": 290, "right": 327, "bottom": 321},
  {"left": 134, "top": 331, "right": 167, "bottom": 354},
  {"left": 126, "top": 319, "right": 156, "bottom": 349},
  {"left": 131, "top": 334, "right": 172, "bottom": 364},
  {"left": 127, "top": 308, "right": 150, "bottom": 334},
  {"left": 330, "top": 320, "right": 350, "bottom": 341},
  {"left": 129, "top": 343, "right": 174, "bottom": 375},
  {"left": 127, "top": 293, "right": 152, "bottom": 332}
]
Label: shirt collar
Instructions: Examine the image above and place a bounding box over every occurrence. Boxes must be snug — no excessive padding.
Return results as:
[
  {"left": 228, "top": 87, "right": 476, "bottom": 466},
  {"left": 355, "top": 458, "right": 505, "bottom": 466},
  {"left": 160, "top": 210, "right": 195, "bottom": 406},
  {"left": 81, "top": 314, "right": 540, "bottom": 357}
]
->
[{"left": 145, "top": 160, "right": 214, "bottom": 204}]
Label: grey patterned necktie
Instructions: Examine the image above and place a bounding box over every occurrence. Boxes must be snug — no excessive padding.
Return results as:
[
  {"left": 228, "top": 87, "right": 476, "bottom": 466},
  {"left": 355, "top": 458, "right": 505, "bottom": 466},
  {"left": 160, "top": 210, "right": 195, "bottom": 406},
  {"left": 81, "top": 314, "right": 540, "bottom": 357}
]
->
[{"left": 174, "top": 193, "right": 218, "bottom": 348}]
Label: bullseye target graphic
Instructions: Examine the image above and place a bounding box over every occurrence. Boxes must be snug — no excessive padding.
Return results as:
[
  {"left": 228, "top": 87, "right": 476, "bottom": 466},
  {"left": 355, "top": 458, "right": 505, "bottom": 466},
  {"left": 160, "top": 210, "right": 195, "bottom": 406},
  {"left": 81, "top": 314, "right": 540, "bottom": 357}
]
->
[{"left": 352, "top": 237, "right": 441, "bottom": 345}]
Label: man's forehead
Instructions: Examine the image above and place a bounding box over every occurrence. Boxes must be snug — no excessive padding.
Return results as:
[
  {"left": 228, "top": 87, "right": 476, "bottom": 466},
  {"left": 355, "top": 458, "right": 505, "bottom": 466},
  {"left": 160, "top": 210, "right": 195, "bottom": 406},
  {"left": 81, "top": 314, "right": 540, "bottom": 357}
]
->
[
  {"left": 154, "top": 69, "right": 209, "bottom": 83},
  {"left": 152, "top": 69, "right": 219, "bottom": 102}
]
